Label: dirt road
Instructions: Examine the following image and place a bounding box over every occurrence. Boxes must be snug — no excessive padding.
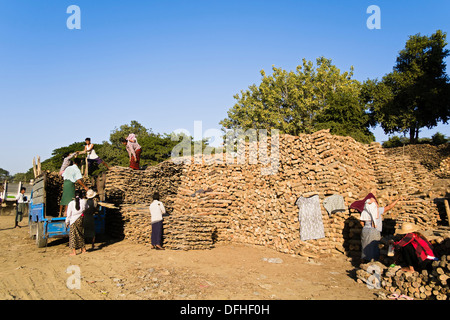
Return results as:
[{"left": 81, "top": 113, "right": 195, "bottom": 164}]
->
[{"left": 0, "top": 215, "right": 379, "bottom": 300}]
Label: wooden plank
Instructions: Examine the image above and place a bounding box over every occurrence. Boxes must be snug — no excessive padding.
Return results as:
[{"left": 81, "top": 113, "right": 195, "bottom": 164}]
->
[{"left": 444, "top": 199, "right": 450, "bottom": 227}]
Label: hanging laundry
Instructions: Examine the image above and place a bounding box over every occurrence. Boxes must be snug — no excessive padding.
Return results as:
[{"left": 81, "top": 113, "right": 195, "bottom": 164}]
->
[
  {"left": 323, "top": 194, "right": 346, "bottom": 216},
  {"left": 296, "top": 195, "right": 325, "bottom": 241}
]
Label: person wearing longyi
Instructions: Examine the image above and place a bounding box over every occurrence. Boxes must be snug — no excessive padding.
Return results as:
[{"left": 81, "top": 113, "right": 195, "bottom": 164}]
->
[
  {"left": 120, "top": 133, "right": 142, "bottom": 170},
  {"left": 149, "top": 192, "right": 166, "bottom": 250},
  {"left": 352, "top": 191, "right": 402, "bottom": 263},
  {"left": 79, "top": 137, "right": 110, "bottom": 175},
  {"left": 84, "top": 189, "right": 98, "bottom": 251},
  {"left": 65, "top": 190, "right": 87, "bottom": 256},
  {"left": 60, "top": 157, "right": 88, "bottom": 216}
]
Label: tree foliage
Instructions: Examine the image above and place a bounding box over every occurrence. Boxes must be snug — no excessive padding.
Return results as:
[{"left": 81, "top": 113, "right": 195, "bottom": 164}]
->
[
  {"left": 0, "top": 168, "right": 10, "bottom": 182},
  {"left": 11, "top": 121, "right": 207, "bottom": 181},
  {"left": 220, "top": 57, "right": 375, "bottom": 143},
  {"left": 364, "top": 30, "right": 450, "bottom": 143}
]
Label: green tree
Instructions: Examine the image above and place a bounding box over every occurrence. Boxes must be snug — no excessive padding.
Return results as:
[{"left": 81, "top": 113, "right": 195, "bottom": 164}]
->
[
  {"left": 0, "top": 168, "right": 10, "bottom": 182},
  {"left": 109, "top": 120, "right": 152, "bottom": 147},
  {"left": 431, "top": 132, "right": 449, "bottom": 145},
  {"left": 220, "top": 57, "right": 374, "bottom": 143},
  {"left": 364, "top": 30, "right": 450, "bottom": 143},
  {"left": 11, "top": 121, "right": 211, "bottom": 179}
]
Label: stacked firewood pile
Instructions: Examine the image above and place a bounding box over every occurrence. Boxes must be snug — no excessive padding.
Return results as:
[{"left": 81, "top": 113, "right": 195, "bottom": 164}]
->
[
  {"left": 357, "top": 247, "right": 450, "bottom": 300},
  {"left": 384, "top": 143, "right": 450, "bottom": 178},
  {"left": 356, "top": 232, "right": 450, "bottom": 300},
  {"left": 163, "top": 215, "right": 216, "bottom": 250},
  {"left": 44, "top": 172, "right": 63, "bottom": 216},
  {"left": 103, "top": 130, "right": 446, "bottom": 257},
  {"left": 113, "top": 204, "right": 216, "bottom": 250},
  {"left": 103, "top": 162, "right": 183, "bottom": 240},
  {"left": 440, "top": 158, "right": 450, "bottom": 178},
  {"left": 104, "top": 162, "right": 183, "bottom": 207}
]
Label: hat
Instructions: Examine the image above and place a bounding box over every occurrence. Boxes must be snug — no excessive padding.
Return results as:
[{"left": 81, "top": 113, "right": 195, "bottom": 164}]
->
[
  {"left": 396, "top": 222, "right": 420, "bottom": 235},
  {"left": 86, "top": 189, "right": 97, "bottom": 199}
]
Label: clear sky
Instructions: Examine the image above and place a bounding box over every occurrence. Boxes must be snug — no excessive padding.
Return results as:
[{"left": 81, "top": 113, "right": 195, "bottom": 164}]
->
[{"left": 0, "top": 0, "right": 449, "bottom": 175}]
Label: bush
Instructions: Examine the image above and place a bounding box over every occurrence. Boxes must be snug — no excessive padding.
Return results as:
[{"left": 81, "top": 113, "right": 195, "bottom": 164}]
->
[
  {"left": 382, "top": 136, "right": 409, "bottom": 148},
  {"left": 431, "top": 132, "right": 449, "bottom": 145}
]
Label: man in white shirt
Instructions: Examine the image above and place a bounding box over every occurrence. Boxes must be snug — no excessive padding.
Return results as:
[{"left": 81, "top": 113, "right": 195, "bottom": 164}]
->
[
  {"left": 149, "top": 192, "right": 166, "bottom": 250},
  {"left": 15, "top": 187, "right": 28, "bottom": 228},
  {"left": 80, "top": 138, "right": 110, "bottom": 175}
]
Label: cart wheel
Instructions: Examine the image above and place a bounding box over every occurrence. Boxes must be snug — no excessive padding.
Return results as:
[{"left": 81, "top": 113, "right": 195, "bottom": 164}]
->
[{"left": 36, "top": 222, "right": 47, "bottom": 248}]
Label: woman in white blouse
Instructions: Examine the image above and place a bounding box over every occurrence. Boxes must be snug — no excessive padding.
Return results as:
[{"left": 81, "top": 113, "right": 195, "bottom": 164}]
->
[{"left": 65, "top": 191, "right": 87, "bottom": 255}]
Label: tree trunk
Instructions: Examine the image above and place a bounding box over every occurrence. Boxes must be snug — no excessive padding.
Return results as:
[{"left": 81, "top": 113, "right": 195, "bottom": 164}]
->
[
  {"left": 409, "top": 126, "right": 419, "bottom": 144},
  {"left": 409, "top": 126, "right": 416, "bottom": 144}
]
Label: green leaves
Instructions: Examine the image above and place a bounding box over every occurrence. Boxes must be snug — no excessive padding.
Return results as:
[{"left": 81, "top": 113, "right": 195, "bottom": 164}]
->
[
  {"left": 366, "top": 30, "right": 450, "bottom": 143},
  {"left": 220, "top": 57, "right": 374, "bottom": 143},
  {"left": 10, "top": 121, "right": 209, "bottom": 180}
]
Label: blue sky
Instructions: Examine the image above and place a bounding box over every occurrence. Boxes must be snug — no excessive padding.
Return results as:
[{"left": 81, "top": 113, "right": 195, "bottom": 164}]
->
[{"left": 0, "top": 0, "right": 449, "bottom": 174}]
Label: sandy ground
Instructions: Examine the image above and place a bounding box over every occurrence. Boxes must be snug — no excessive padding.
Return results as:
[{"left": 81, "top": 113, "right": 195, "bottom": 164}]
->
[{"left": 0, "top": 214, "right": 380, "bottom": 301}]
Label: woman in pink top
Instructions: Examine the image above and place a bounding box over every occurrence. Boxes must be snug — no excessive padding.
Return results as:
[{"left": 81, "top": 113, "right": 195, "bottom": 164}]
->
[{"left": 121, "top": 134, "right": 142, "bottom": 170}]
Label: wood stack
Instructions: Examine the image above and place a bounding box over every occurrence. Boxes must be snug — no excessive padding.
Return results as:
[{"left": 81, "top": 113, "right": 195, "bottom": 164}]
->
[
  {"left": 163, "top": 215, "right": 216, "bottom": 250},
  {"left": 117, "top": 204, "right": 150, "bottom": 242},
  {"left": 44, "top": 172, "right": 63, "bottom": 216},
  {"left": 104, "top": 161, "right": 183, "bottom": 207},
  {"left": 380, "top": 255, "right": 450, "bottom": 300},
  {"left": 102, "top": 130, "right": 445, "bottom": 258},
  {"left": 116, "top": 204, "right": 216, "bottom": 250},
  {"left": 355, "top": 231, "right": 450, "bottom": 300},
  {"left": 440, "top": 158, "right": 450, "bottom": 178}
]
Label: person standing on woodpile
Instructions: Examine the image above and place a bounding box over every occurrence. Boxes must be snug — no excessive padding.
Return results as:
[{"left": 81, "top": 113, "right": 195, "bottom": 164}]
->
[
  {"left": 65, "top": 190, "right": 87, "bottom": 256},
  {"left": 149, "top": 192, "right": 165, "bottom": 250},
  {"left": 120, "top": 133, "right": 142, "bottom": 170},
  {"left": 79, "top": 137, "right": 110, "bottom": 175},
  {"left": 60, "top": 157, "right": 89, "bottom": 217},
  {"left": 15, "top": 187, "right": 28, "bottom": 228},
  {"left": 389, "top": 222, "right": 438, "bottom": 273},
  {"left": 357, "top": 193, "right": 402, "bottom": 263},
  {"left": 83, "top": 189, "right": 98, "bottom": 251}
]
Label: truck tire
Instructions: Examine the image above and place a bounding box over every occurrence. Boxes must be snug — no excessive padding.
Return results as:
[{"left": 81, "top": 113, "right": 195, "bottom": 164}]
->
[{"left": 36, "top": 221, "right": 47, "bottom": 248}]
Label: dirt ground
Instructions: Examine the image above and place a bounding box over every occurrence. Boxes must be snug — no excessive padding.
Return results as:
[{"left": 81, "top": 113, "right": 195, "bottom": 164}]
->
[{"left": 0, "top": 214, "right": 380, "bottom": 301}]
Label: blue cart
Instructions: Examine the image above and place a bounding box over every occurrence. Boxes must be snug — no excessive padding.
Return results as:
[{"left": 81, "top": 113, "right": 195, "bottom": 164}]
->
[{"left": 28, "top": 173, "right": 105, "bottom": 248}]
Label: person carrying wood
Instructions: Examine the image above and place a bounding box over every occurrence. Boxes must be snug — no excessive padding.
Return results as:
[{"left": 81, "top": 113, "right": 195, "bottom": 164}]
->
[
  {"left": 60, "top": 157, "right": 89, "bottom": 216},
  {"left": 59, "top": 151, "right": 80, "bottom": 176},
  {"left": 79, "top": 137, "right": 110, "bottom": 175},
  {"left": 120, "top": 133, "right": 142, "bottom": 170},
  {"left": 354, "top": 192, "right": 402, "bottom": 263},
  {"left": 389, "top": 222, "right": 438, "bottom": 272}
]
